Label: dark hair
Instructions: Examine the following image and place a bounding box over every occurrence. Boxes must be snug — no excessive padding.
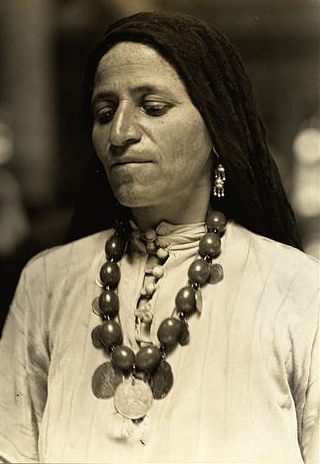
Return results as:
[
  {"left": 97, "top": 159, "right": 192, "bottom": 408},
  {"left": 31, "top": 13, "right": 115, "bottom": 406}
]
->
[{"left": 68, "top": 11, "right": 302, "bottom": 250}]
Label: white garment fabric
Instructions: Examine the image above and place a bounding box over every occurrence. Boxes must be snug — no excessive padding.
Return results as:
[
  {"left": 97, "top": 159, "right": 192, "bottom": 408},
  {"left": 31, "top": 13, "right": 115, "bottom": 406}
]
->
[{"left": 0, "top": 221, "right": 318, "bottom": 463}]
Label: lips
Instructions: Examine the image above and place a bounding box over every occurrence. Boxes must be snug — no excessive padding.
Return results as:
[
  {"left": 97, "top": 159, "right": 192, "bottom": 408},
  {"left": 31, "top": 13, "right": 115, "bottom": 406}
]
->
[{"left": 110, "top": 158, "right": 152, "bottom": 168}]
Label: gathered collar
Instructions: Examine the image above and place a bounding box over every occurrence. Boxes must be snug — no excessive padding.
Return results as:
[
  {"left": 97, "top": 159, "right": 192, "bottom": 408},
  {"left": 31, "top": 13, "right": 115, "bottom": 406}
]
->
[{"left": 129, "top": 220, "right": 206, "bottom": 254}]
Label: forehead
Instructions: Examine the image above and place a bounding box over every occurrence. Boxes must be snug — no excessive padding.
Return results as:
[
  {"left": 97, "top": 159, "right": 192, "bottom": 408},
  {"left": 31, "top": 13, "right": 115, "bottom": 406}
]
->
[{"left": 94, "top": 41, "right": 183, "bottom": 88}]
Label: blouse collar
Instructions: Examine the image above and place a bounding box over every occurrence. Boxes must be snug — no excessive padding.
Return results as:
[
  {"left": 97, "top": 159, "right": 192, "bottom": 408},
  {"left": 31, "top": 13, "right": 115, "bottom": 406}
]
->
[{"left": 129, "top": 220, "right": 206, "bottom": 254}]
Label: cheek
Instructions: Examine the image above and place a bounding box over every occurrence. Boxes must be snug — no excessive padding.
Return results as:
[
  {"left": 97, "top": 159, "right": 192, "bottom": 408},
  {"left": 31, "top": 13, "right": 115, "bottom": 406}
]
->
[
  {"left": 91, "top": 127, "right": 99, "bottom": 152},
  {"left": 189, "top": 118, "right": 212, "bottom": 150},
  {"left": 168, "top": 120, "right": 212, "bottom": 165},
  {"left": 164, "top": 109, "right": 211, "bottom": 150},
  {"left": 92, "top": 126, "right": 107, "bottom": 156}
]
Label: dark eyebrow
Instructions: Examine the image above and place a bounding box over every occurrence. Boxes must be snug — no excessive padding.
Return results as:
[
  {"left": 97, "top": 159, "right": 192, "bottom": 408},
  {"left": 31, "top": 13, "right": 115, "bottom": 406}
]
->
[
  {"left": 92, "top": 84, "right": 176, "bottom": 108},
  {"left": 91, "top": 91, "right": 116, "bottom": 109}
]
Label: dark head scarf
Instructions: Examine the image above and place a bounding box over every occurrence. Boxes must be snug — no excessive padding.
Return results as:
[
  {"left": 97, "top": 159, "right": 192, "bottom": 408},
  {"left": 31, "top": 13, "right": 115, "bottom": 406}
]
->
[{"left": 68, "top": 11, "right": 302, "bottom": 249}]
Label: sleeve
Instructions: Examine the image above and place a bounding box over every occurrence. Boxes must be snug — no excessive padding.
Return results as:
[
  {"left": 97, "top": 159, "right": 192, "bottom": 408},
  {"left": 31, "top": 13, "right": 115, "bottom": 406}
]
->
[
  {"left": 0, "top": 261, "right": 50, "bottom": 463},
  {"left": 289, "top": 290, "right": 319, "bottom": 464}
]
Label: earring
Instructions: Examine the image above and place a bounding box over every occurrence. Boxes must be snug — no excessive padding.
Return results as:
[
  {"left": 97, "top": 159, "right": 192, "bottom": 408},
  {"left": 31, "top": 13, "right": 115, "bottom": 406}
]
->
[{"left": 213, "top": 163, "right": 226, "bottom": 198}]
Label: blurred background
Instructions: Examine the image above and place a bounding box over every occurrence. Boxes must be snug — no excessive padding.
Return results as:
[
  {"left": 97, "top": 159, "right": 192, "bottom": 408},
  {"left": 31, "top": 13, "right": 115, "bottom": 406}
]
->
[{"left": 0, "top": 0, "right": 319, "bottom": 332}]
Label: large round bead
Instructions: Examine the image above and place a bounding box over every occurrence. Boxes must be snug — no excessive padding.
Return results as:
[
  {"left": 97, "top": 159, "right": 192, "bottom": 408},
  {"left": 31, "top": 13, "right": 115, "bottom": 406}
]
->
[
  {"left": 135, "top": 345, "right": 162, "bottom": 371},
  {"left": 98, "top": 289, "right": 119, "bottom": 318},
  {"left": 99, "top": 262, "right": 120, "bottom": 289},
  {"left": 188, "top": 259, "right": 210, "bottom": 285},
  {"left": 157, "top": 317, "right": 182, "bottom": 346},
  {"left": 100, "top": 320, "right": 122, "bottom": 348},
  {"left": 111, "top": 345, "right": 135, "bottom": 371},
  {"left": 175, "top": 286, "right": 196, "bottom": 315},
  {"left": 105, "top": 234, "right": 127, "bottom": 262},
  {"left": 206, "top": 210, "right": 227, "bottom": 233},
  {"left": 199, "top": 232, "right": 221, "bottom": 259}
]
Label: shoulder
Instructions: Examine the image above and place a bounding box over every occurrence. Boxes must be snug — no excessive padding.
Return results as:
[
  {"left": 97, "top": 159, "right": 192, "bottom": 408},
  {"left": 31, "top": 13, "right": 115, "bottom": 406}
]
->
[
  {"left": 229, "top": 221, "right": 318, "bottom": 275},
  {"left": 227, "top": 222, "right": 319, "bottom": 311},
  {"left": 22, "top": 229, "right": 114, "bottom": 283}
]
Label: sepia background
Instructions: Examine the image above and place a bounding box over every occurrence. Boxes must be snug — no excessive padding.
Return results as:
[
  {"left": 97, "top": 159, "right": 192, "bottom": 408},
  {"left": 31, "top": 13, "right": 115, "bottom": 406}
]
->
[{"left": 0, "top": 0, "right": 319, "bottom": 331}]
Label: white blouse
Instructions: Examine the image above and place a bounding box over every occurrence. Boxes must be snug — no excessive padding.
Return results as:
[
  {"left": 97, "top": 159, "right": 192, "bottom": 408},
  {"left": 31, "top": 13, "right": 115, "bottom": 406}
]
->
[{"left": 0, "top": 221, "right": 318, "bottom": 463}]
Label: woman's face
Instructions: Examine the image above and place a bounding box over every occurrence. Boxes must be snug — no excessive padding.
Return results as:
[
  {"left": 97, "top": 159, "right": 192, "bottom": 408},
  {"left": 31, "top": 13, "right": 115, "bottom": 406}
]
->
[{"left": 92, "top": 42, "right": 213, "bottom": 217}]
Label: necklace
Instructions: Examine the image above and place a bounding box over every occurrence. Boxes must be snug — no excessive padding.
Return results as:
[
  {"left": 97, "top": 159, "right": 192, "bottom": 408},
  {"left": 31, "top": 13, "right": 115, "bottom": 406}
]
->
[{"left": 91, "top": 210, "right": 227, "bottom": 423}]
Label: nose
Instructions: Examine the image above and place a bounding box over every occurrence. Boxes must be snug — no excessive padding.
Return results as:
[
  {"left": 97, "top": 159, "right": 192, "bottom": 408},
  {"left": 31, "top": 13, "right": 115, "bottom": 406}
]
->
[{"left": 109, "top": 101, "right": 141, "bottom": 147}]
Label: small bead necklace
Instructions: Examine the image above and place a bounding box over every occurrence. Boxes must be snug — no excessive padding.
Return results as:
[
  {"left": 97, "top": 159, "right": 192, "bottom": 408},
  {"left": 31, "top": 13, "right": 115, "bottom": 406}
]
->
[{"left": 91, "top": 210, "right": 227, "bottom": 422}]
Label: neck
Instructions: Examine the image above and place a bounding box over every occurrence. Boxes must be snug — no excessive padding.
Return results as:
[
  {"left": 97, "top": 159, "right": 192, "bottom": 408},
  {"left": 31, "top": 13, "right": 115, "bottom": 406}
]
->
[{"left": 131, "top": 194, "right": 211, "bottom": 231}]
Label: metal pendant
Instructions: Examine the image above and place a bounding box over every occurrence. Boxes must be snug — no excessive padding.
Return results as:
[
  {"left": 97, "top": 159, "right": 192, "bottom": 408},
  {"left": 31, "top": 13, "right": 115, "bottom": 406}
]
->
[
  {"left": 92, "top": 296, "right": 101, "bottom": 316},
  {"left": 114, "top": 377, "right": 153, "bottom": 420},
  {"left": 195, "top": 288, "right": 203, "bottom": 313},
  {"left": 91, "top": 325, "right": 103, "bottom": 349},
  {"left": 210, "top": 263, "right": 224, "bottom": 283},
  {"left": 150, "top": 360, "right": 174, "bottom": 399},
  {"left": 92, "top": 362, "right": 123, "bottom": 399},
  {"left": 178, "top": 319, "right": 190, "bottom": 346}
]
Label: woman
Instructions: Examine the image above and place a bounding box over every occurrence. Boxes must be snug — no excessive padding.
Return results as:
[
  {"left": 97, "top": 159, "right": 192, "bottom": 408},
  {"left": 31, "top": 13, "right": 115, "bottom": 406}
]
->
[{"left": 0, "top": 11, "right": 318, "bottom": 464}]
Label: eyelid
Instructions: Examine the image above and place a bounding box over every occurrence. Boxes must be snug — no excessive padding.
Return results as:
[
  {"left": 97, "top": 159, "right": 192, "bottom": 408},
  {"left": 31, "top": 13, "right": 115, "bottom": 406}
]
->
[
  {"left": 143, "top": 101, "right": 169, "bottom": 109},
  {"left": 142, "top": 93, "right": 174, "bottom": 104},
  {"left": 92, "top": 100, "right": 115, "bottom": 113},
  {"left": 141, "top": 95, "right": 175, "bottom": 116},
  {"left": 92, "top": 102, "right": 116, "bottom": 125}
]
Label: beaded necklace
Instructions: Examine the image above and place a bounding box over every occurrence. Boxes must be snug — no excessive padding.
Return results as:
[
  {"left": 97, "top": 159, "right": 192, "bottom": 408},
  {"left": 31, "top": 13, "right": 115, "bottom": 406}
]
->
[{"left": 91, "top": 210, "right": 227, "bottom": 423}]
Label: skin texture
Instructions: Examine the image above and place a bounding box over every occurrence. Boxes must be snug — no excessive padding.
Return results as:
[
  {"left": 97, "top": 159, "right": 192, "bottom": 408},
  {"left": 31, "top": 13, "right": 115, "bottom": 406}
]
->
[{"left": 92, "top": 42, "right": 213, "bottom": 230}]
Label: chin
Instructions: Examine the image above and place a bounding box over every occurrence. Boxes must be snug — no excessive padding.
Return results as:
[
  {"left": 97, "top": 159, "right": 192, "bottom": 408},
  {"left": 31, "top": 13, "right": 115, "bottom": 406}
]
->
[{"left": 114, "top": 187, "right": 147, "bottom": 209}]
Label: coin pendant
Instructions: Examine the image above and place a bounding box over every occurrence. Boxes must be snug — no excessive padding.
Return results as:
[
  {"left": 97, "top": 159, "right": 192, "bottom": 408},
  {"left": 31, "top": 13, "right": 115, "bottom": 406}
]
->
[
  {"left": 114, "top": 378, "right": 153, "bottom": 420},
  {"left": 195, "top": 288, "right": 203, "bottom": 313},
  {"left": 91, "top": 325, "right": 103, "bottom": 348},
  {"left": 92, "top": 362, "right": 123, "bottom": 399},
  {"left": 210, "top": 263, "right": 224, "bottom": 283},
  {"left": 150, "top": 360, "right": 174, "bottom": 399},
  {"left": 92, "top": 296, "right": 101, "bottom": 316},
  {"left": 178, "top": 319, "right": 190, "bottom": 346}
]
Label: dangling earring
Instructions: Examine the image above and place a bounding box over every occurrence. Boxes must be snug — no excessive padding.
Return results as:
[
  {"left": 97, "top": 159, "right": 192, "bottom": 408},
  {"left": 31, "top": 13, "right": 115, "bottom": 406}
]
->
[{"left": 212, "top": 150, "right": 226, "bottom": 198}]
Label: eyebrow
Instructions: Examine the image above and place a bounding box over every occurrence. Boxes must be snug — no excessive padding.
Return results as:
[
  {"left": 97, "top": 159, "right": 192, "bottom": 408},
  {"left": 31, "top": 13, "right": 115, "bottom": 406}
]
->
[{"left": 91, "top": 84, "right": 176, "bottom": 108}]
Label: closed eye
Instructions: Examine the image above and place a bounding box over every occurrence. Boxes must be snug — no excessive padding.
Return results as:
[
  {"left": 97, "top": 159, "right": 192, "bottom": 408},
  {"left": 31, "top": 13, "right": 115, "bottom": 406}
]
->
[
  {"left": 142, "top": 101, "right": 172, "bottom": 117},
  {"left": 93, "top": 106, "right": 115, "bottom": 125}
]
